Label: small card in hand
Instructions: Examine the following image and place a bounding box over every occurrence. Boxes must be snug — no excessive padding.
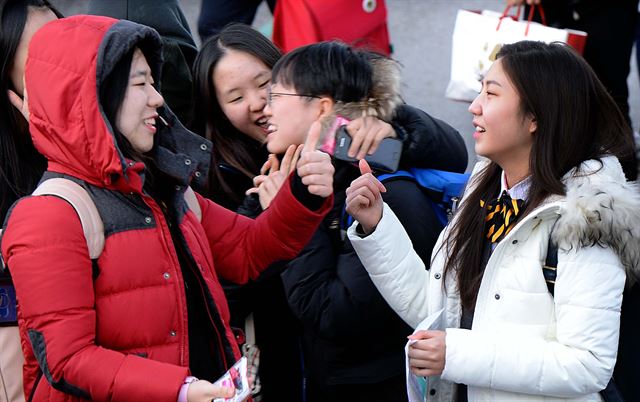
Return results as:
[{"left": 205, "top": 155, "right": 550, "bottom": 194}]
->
[{"left": 213, "top": 357, "right": 251, "bottom": 402}]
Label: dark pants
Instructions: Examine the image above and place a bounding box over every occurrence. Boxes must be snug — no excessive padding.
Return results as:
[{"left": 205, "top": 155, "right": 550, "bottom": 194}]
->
[{"left": 198, "top": 0, "right": 277, "bottom": 41}]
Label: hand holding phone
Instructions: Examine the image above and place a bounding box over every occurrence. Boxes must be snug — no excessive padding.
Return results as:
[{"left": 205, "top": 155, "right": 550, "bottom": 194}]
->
[
  {"left": 212, "top": 357, "right": 251, "bottom": 402},
  {"left": 345, "top": 116, "right": 396, "bottom": 159},
  {"left": 333, "top": 126, "right": 402, "bottom": 173}
]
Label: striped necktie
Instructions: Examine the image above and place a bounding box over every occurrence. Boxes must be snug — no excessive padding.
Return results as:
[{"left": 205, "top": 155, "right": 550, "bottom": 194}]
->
[{"left": 480, "top": 190, "right": 525, "bottom": 243}]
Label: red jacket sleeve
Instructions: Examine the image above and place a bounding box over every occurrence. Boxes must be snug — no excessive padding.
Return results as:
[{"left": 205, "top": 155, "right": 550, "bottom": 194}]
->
[
  {"left": 198, "top": 174, "right": 332, "bottom": 284},
  {"left": 1, "top": 196, "right": 188, "bottom": 402}
]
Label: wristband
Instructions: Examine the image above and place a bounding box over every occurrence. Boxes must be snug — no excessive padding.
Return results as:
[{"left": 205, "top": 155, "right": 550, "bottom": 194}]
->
[{"left": 178, "top": 376, "right": 198, "bottom": 402}]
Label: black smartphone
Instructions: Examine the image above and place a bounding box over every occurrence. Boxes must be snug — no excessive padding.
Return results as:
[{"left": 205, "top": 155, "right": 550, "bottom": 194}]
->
[{"left": 332, "top": 125, "right": 402, "bottom": 173}]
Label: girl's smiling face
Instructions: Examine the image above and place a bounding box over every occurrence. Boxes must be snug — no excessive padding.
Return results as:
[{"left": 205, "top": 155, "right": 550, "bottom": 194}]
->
[
  {"left": 263, "top": 82, "right": 327, "bottom": 155},
  {"left": 213, "top": 49, "right": 272, "bottom": 142},
  {"left": 116, "top": 48, "right": 164, "bottom": 154},
  {"left": 469, "top": 59, "right": 537, "bottom": 169}
]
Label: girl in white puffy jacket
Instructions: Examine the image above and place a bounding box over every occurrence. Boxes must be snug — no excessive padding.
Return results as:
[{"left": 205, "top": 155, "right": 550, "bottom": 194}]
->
[{"left": 343, "top": 41, "right": 640, "bottom": 401}]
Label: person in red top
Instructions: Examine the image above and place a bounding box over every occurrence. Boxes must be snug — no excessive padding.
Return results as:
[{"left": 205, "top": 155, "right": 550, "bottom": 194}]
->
[{"left": 1, "top": 15, "right": 333, "bottom": 402}]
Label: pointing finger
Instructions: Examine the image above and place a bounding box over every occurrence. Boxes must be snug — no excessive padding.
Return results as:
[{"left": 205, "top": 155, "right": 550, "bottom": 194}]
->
[
  {"left": 268, "top": 154, "right": 280, "bottom": 174},
  {"left": 280, "top": 144, "right": 297, "bottom": 173}
]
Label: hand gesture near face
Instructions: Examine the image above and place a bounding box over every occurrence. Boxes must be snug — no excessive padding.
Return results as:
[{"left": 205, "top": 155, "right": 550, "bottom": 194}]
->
[
  {"left": 296, "top": 121, "right": 334, "bottom": 198},
  {"left": 247, "top": 144, "right": 303, "bottom": 209},
  {"left": 344, "top": 159, "right": 386, "bottom": 234},
  {"left": 346, "top": 116, "right": 396, "bottom": 160}
]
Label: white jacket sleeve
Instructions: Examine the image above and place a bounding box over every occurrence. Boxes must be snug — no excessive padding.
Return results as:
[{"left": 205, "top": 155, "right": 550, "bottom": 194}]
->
[
  {"left": 347, "top": 203, "right": 432, "bottom": 328},
  {"left": 442, "top": 244, "right": 625, "bottom": 397}
]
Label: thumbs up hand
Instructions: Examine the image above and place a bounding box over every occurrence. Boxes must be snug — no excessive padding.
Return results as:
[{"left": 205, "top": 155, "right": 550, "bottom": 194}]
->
[
  {"left": 296, "top": 121, "right": 335, "bottom": 198},
  {"left": 344, "top": 159, "right": 386, "bottom": 234}
]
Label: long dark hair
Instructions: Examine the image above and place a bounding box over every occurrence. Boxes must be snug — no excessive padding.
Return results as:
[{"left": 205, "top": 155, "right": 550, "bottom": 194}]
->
[
  {"left": 0, "top": 0, "right": 61, "bottom": 220},
  {"left": 191, "top": 23, "right": 281, "bottom": 201},
  {"left": 444, "top": 41, "right": 635, "bottom": 311}
]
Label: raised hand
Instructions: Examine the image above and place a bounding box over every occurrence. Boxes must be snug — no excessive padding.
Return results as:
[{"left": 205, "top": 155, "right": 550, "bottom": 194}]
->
[
  {"left": 346, "top": 116, "right": 396, "bottom": 159},
  {"left": 247, "top": 144, "right": 303, "bottom": 209},
  {"left": 296, "top": 121, "right": 334, "bottom": 198},
  {"left": 344, "top": 159, "right": 386, "bottom": 234},
  {"left": 186, "top": 379, "right": 235, "bottom": 402},
  {"left": 407, "top": 330, "right": 447, "bottom": 377}
]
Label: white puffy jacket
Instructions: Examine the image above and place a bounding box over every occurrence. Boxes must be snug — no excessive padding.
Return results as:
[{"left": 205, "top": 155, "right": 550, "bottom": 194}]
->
[{"left": 348, "top": 156, "right": 640, "bottom": 401}]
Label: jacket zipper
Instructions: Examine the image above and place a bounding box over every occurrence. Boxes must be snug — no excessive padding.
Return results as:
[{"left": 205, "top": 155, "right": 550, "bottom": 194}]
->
[
  {"left": 146, "top": 196, "right": 189, "bottom": 366},
  {"left": 147, "top": 195, "right": 231, "bottom": 372},
  {"left": 181, "top": 243, "right": 230, "bottom": 371},
  {"left": 159, "top": 195, "right": 230, "bottom": 371}
]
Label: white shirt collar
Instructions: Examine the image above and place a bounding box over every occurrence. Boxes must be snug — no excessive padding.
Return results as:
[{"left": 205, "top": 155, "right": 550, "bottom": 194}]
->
[{"left": 500, "top": 171, "right": 531, "bottom": 202}]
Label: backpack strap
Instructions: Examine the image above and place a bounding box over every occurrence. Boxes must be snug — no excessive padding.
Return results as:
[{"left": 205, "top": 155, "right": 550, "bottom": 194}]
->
[
  {"left": 377, "top": 170, "right": 414, "bottom": 182},
  {"left": 543, "top": 237, "right": 558, "bottom": 296},
  {"left": 33, "top": 178, "right": 105, "bottom": 259},
  {"left": 184, "top": 187, "right": 202, "bottom": 222},
  {"left": 32, "top": 181, "right": 203, "bottom": 259},
  {"left": 542, "top": 234, "right": 623, "bottom": 401}
]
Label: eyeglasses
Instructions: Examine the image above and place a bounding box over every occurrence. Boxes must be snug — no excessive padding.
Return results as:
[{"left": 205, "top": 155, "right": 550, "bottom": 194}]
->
[{"left": 267, "top": 88, "right": 320, "bottom": 106}]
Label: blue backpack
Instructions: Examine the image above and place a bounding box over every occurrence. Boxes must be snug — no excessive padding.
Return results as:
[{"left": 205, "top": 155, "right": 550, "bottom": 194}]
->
[
  {"left": 343, "top": 168, "right": 470, "bottom": 229},
  {"left": 378, "top": 169, "right": 470, "bottom": 226}
]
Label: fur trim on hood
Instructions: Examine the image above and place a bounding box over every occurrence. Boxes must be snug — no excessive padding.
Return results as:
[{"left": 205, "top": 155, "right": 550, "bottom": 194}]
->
[
  {"left": 553, "top": 156, "right": 640, "bottom": 284},
  {"left": 319, "top": 56, "right": 402, "bottom": 138}
]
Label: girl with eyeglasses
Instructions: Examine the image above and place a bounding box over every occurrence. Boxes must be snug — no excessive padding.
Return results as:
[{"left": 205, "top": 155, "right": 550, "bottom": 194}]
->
[
  {"left": 190, "top": 23, "right": 468, "bottom": 401},
  {"left": 345, "top": 40, "right": 640, "bottom": 401},
  {"left": 257, "top": 40, "right": 467, "bottom": 402}
]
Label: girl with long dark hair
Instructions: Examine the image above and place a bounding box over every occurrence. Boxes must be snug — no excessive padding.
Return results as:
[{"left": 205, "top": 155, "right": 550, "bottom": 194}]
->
[
  {"left": 0, "top": 2, "right": 59, "bottom": 400},
  {"left": 191, "top": 23, "right": 280, "bottom": 210},
  {"left": 345, "top": 41, "right": 640, "bottom": 401}
]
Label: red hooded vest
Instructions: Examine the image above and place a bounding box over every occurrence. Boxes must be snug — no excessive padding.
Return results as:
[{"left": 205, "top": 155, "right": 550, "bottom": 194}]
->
[{"left": 1, "top": 16, "right": 330, "bottom": 401}]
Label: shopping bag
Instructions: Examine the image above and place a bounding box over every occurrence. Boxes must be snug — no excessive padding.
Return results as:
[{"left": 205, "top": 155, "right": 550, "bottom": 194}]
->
[
  {"left": 272, "top": 0, "right": 391, "bottom": 56},
  {"left": 445, "top": 5, "right": 587, "bottom": 102}
]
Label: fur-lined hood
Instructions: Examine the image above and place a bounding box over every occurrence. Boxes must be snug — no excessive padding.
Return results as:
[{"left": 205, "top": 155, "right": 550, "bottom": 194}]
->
[
  {"left": 552, "top": 156, "right": 640, "bottom": 283},
  {"left": 319, "top": 56, "right": 402, "bottom": 139}
]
